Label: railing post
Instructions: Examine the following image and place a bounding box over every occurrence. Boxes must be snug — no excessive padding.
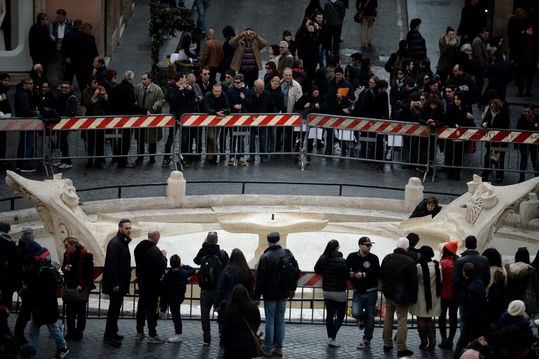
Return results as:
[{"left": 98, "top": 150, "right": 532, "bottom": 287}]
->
[
  {"left": 118, "top": 186, "right": 122, "bottom": 198},
  {"left": 242, "top": 182, "right": 246, "bottom": 194}
]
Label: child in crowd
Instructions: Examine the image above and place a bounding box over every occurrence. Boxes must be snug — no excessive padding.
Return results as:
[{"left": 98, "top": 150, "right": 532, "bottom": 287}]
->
[{"left": 159, "top": 254, "right": 195, "bottom": 343}]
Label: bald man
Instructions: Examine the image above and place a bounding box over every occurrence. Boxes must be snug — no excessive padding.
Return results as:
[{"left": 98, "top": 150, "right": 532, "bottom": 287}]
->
[
  {"left": 134, "top": 230, "right": 167, "bottom": 343},
  {"left": 200, "top": 28, "right": 224, "bottom": 81}
]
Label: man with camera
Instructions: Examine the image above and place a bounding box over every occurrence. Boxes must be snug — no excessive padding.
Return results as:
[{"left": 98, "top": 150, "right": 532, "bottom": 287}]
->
[{"left": 229, "top": 28, "right": 267, "bottom": 88}]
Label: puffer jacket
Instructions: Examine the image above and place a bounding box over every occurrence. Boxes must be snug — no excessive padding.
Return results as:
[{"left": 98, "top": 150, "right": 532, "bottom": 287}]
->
[
  {"left": 506, "top": 262, "right": 539, "bottom": 302},
  {"left": 314, "top": 251, "right": 349, "bottom": 292}
]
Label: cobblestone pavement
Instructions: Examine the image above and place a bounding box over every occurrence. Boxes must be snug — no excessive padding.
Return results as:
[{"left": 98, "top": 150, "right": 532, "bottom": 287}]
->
[{"left": 7, "top": 316, "right": 456, "bottom": 359}]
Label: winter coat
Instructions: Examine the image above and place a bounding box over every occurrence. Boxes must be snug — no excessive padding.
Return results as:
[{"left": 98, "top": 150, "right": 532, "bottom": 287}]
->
[
  {"left": 314, "top": 251, "right": 350, "bottom": 292},
  {"left": 281, "top": 79, "right": 303, "bottom": 113},
  {"left": 255, "top": 245, "right": 298, "bottom": 301},
  {"left": 440, "top": 256, "right": 456, "bottom": 300},
  {"left": 221, "top": 300, "right": 261, "bottom": 359},
  {"left": 217, "top": 266, "right": 255, "bottom": 306},
  {"left": 409, "top": 262, "right": 442, "bottom": 317},
  {"left": 200, "top": 38, "right": 224, "bottom": 68},
  {"left": 324, "top": 0, "right": 345, "bottom": 26},
  {"left": 506, "top": 262, "right": 539, "bottom": 303},
  {"left": 134, "top": 82, "right": 165, "bottom": 143},
  {"left": 229, "top": 34, "right": 267, "bottom": 72},
  {"left": 108, "top": 80, "right": 147, "bottom": 116},
  {"left": 454, "top": 249, "right": 490, "bottom": 303},
  {"left": 0, "top": 83, "right": 11, "bottom": 115},
  {"left": 134, "top": 239, "right": 167, "bottom": 289},
  {"left": 381, "top": 248, "right": 418, "bottom": 305},
  {"left": 346, "top": 251, "right": 380, "bottom": 293},
  {"left": 203, "top": 92, "right": 231, "bottom": 115},
  {"left": 28, "top": 263, "right": 59, "bottom": 326},
  {"left": 410, "top": 199, "right": 441, "bottom": 218},
  {"left": 61, "top": 246, "right": 95, "bottom": 290},
  {"left": 406, "top": 30, "right": 426, "bottom": 60},
  {"left": 437, "top": 34, "right": 460, "bottom": 73},
  {"left": 161, "top": 265, "right": 195, "bottom": 304},
  {"left": 460, "top": 277, "right": 486, "bottom": 322},
  {"left": 496, "top": 312, "right": 533, "bottom": 337},
  {"left": 102, "top": 233, "right": 132, "bottom": 295},
  {"left": 14, "top": 88, "right": 37, "bottom": 117}
]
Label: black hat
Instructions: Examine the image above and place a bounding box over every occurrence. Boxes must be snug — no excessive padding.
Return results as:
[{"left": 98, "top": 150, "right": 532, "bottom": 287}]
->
[
  {"left": 334, "top": 67, "right": 344, "bottom": 74},
  {"left": 350, "top": 52, "right": 362, "bottom": 60},
  {"left": 267, "top": 232, "right": 280, "bottom": 243},
  {"left": 358, "top": 236, "right": 374, "bottom": 246}
]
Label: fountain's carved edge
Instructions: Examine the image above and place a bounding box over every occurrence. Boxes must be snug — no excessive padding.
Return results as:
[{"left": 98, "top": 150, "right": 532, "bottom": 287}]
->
[{"left": 3, "top": 171, "right": 539, "bottom": 264}]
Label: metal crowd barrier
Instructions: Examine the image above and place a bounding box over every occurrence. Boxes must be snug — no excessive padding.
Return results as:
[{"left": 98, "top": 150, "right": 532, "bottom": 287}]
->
[
  {"left": 433, "top": 126, "right": 539, "bottom": 182},
  {"left": 0, "top": 118, "right": 48, "bottom": 174},
  {"left": 46, "top": 114, "right": 178, "bottom": 173},
  {"left": 179, "top": 113, "right": 304, "bottom": 169},
  {"left": 9, "top": 268, "right": 413, "bottom": 327},
  {"left": 306, "top": 113, "right": 433, "bottom": 180}
]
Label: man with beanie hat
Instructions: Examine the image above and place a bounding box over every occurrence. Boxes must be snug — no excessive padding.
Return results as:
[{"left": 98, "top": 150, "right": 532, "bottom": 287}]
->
[
  {"left": 255, "top": 232, "right": 299, "bottom": 357},
  {"left": 453, "top": 235, "right": 490, "bottom": 304},
  {"left": 0, "top": 223, "right": 17, "bottom": 309},
  {"left": 346, "top": 236, "right": 380, "bottom": 349},
  {"left": 406, "top": 232, "right": 420, "bottom": 262},
  {"left": 380, "top": 237, "right": 417, "bottom": 357}
]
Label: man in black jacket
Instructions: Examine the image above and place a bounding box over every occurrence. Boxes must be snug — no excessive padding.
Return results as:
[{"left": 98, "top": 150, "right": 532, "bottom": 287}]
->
[
  {"left": 193, "top": 231, "right": 228, "bottom": 345},
  {"left": 0, "top": 222, "right": 17, "bottom": 309},
  {"left": 346, "top": 236, "right": 380, "bottom": 349},
  {"left": 202, "top": 84, "right": 230, "bottom": 164},
  {"left": 453, "top": 235, "right": 490, "bottom": 303},
  {"left": 380, "top": 237, "right": 417, "bottom": 357},
  {"left": 102, "top": 218, "right": 132, "bottom": 347},
  {"left": 134, "top": 230, "right": 167, "bottom": 343},
  {"left": 255, "top": 232, "right": 299, "bottom": 357},
  {"left": 248, "top": 79, "right": 275, "bottom": 160},
  {"left": 15, "top": 78, "right": 39, "bottom": 173}
]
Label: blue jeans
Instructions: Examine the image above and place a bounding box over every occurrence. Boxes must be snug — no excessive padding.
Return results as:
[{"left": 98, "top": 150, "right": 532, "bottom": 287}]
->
[
  {"left": 195, "top": 0, "right": 209, "bottom": 32},
  {"left": 324, "top": 299, "right": 346, "bottom": 340},
  {"left": 264, "top": 299, "right": 286, "bottom": 352},
  {"left": 352, "top": 291, "right": 377, "bottom": 341},
  {"left": 29, "top": 319, "right": 67, "bottom": 351}
]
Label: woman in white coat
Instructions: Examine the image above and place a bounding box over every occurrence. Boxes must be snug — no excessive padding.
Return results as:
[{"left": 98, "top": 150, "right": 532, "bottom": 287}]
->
[{"left": 409, "top": 245, "right": 442, "bottom": 352}]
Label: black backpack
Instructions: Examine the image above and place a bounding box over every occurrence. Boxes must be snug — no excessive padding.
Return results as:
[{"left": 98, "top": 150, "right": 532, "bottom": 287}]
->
[
  {"left": 199, "top": 253, "right": 223, "bottom": 289},
  {"left": 276, "top": 249, "right": 300, "bottom": 291}
]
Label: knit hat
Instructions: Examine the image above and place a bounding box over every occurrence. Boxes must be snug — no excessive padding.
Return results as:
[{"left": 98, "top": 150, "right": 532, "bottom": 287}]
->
[
  {"left": 418, "top": 245, "right": 434, "bottom": 259},
  {"left": 459, "top": 349, "right": 480, "bottom": 359},
  {"left": 443, "top": 241, "right": 458, "bottom": 255},
  {"left": 21, "top": 227, "right": 35, "bottom": 241},
  {"left": 507, "top": 300, "right": 527, "bottom": 317},
  {"left": 397, "top": 237, "right": 409, "bottom": 250},
  {"left": 267, "top": 232, "right": 280, "bottom": 244}
]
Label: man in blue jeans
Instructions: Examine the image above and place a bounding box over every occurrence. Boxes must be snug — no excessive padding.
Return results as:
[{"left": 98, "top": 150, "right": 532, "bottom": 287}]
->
[
  {"left": 255, "top": 232, "right": 299, "bottom": 357},
  {"left": 346, "top": 236, "right": 380, "bottom": 350}
]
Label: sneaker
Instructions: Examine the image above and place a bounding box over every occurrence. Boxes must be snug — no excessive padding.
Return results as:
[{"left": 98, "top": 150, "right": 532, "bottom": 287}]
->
[
  {"left": 227, "top": 158, "right": 236, "bottom": 166},
  {"left": 356, "top": 340, "right": 370, "bottom": 349},
  {"left": 238, "top": 157, "right": 247, "bottom": 166},
  {"left": 147, "top": 335, "right": 165, "bottom": 344},
  {"left": 327, "top": 338, "right": 340, "bottom": 347},
  {"left": 53, "top": 347, "right": 70, "bottom": 359},
  {"left": 168, "top": 334, "right": 183, "bottom": 343},
  {"left": 203, "top": 338, "right": 211, "bottom": 346},
  {"left": 53, "top": 162, "right": 61, "bottom": 167},
  {"left": 135, "top": 332, "right": 146, "bottom": 340},
  {"left": 272, "top": 346, "right": 283, "bottom": 356},
  {"left": 20, "top": 168, "right": 37, "bottom": 173},
  {"left": 58, "top": 163, "right": 72, "bottom": 169},
  {"left": 397, "top": 349, "right": 414, "bottom": 357}
]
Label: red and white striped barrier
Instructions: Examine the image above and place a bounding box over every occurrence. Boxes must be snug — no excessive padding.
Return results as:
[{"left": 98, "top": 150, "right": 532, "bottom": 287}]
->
[
  {"left": 181, "top": 113, "right": 302, "bottom": 127},
  {"left": 50, "top": 115, "right": 175, "bottom": 130},
  {"left": 0, "top": 118, "right": 44, "bottom": 131},
  {"left": 307, "top": 114, "right": 431, "bottom": 137},
  {"left": 437, "top": 127, "right": 539, "bottom": 144}
]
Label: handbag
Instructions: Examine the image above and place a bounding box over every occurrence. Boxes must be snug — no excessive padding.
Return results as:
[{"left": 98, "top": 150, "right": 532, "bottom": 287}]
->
[
  {"left": 62, "top": 286, "right": 89, "bottom": 304},
  {"left": 354, "top": 10, "right": 364, "bottom": 23},
  {"left": 243, "top": 316, "right": 265, "bottom": 357}
]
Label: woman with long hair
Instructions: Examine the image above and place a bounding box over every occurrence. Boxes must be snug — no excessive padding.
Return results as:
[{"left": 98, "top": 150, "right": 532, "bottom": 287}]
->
[
  {"left": 217, "top": 248, "right": 254, "bottom": 345},
  {"left": 314, "top": 239, "right": 350, "bottom": 347},
  {"left": 481, "top": 98, "right": 510, "bottom": 183},
  {"left": 409, "top": 245, "right": 442, "bottom": 352},
  {"left": 222, "top": 284, "right": 261, "bottom": 359},
  {"left": 506, "top": 247, "right": 539, "bottom": 315},
  {"left": 438, "top": 241, "right": 458, "bottom": 349},
  {"left": 482, "top": 247, "right": 508, "bottom": 330}
]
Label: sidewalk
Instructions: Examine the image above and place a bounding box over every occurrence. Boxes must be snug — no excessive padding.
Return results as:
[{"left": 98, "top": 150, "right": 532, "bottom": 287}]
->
[{"left": 6, "top": 316, "right": 456, "bottom": 358}]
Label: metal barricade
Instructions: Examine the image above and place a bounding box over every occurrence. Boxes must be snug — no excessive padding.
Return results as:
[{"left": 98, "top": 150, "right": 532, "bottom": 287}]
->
[
  {"left": 307, "top": 113, "right": 433, "bottom": 181},
  {"left": 179, "top": 113, "right": 304, "bottom": 169},
  {"left": 45, "top": 114, "right": 177, "bottom": 173},
  {"left": 433, "top": 126, "right": 539, "bottom": 182},
  {"left": 0, "top": 117, "right": 47, "bottom": 174}
]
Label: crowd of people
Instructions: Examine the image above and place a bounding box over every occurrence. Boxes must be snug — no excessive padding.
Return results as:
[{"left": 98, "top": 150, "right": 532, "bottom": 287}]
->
[
  {"left": 1, "top": 217, "right": 539, "bottom": 358},
  {"left": 0, "top": 1, "right": 538, "bottom": 180}
]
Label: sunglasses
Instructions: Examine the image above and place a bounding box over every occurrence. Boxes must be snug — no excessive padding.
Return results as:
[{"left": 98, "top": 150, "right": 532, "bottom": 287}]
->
[{"left": 234, "top": 81, "right": 242, "bottom": 84}]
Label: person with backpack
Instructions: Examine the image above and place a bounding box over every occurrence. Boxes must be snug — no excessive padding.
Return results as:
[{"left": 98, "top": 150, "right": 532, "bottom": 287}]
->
[
  {"left": 193, "top": 231, "right": 229, "bottom": 346},
  {"left": 255, "top": 232, "right": 300, "bottom": 357},
  {"left": 159, "top": 254, "right": 195, "bottom": 343},
  {"left": 314, "top": 239, "right": 349, "bottom": 348},
  {"left": 24, "top": 256, "right": 70, "bottom": 359}
]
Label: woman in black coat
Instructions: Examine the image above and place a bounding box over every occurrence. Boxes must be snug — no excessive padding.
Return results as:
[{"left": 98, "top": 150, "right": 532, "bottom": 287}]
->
[
  {"left": 314, "top": 239, "right": 350, "bottom": 347},
  {"left": 221, "top": 284, "right": 261, "bottom": 359},
  {"left": 480, "top": 98, "right": 510, "bottom": 183},
  {"left": 28, "top": 13, "right": 53, "bottom": 73}
]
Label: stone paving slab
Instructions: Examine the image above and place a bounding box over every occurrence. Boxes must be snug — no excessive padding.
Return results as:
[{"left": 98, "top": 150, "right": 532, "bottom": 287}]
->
[{"left": 7, "top": 316, "right": 456, "bottom": 358}]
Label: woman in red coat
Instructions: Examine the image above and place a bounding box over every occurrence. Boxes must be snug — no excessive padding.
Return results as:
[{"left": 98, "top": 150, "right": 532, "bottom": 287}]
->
[{"left": 438, "top": 241, "right": 458, "bottom": 350}]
